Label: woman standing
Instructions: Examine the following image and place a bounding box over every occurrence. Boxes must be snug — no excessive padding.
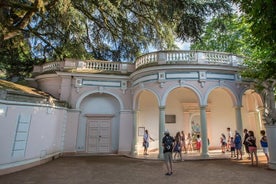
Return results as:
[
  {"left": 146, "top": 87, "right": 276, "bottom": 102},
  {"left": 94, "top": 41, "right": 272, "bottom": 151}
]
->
[
  {"left": 196, "top": 134, "right": 201, "bottom": 153},
  {"left": 173, "top": 132, "right": 182, "bottom": 161},
  {"left": 180, "top": 131, "right": 187, "bottom": 153},
  {"left": 186, "top": 133, "right": 193, "bottom": 152},
  {"left": 143, "top": 129, "right": 154, "bottom": 155},
  {"left": 246, "top": 130, "right": 258, "bottom": 166},
  {"left": 220, "top": 133, "right": 227, "bottom": 153}
]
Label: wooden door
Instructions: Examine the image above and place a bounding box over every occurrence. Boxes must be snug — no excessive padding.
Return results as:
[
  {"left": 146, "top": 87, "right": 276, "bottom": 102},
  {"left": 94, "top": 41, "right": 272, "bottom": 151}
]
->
[{"left": 86, "top": 118, "right": 111, "bottom": 153}]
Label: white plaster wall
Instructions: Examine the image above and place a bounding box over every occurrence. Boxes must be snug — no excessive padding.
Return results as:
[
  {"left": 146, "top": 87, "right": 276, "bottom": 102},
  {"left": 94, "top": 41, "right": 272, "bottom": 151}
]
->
[
  {"left": 118, "top": 111, "right": 133, "bottom": 153},
  {"left": 165, "top": 94, "right": 185, "bottom": 136},
  {"left": 0, "top": 104, "right": 18, "bottom": 164},
  {"left": 59, "top": 76, "right": 72, "bottom": 102},
  {"left": 138, "top": 91, "right": 159, "bottom": 151},
  {"left": 207, "top": 89, "right": 236, "bottom": 148},
  {"left": 26, "top": 107, "right": 65, "bottom": 157},
  {"left": 63, "top": 109, "right": 80, "bottom": 153},
  {"left": 36, "top": 75, "right": 61, "bottom": 99},
  {"left": 0, "top": 102, "right": 66, "bottom": 169}
]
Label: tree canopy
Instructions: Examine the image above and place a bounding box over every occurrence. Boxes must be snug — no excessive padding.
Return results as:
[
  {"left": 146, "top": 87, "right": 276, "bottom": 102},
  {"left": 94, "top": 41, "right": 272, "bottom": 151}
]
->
[
  {"left": 0, "top": 0, "right": 232, "bottom": 61},
  {"left": 191, "top": 0, "right": 276, "bottom": 81},
  {"left": 191, "top": 0, "right": 276, "bottom": 123},
  {"left": 232, "top": 0, "right": 276, "bottom": 82}
]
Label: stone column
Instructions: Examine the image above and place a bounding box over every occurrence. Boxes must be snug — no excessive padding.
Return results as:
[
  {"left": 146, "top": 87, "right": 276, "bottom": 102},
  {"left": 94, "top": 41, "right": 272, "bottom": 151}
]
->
[
  {"left": 158, "top": 106, "right": 166, "bottom": 159},
  {"left": 131, "top": 110, "right": 138, "bottom": 156},
  {"left": 200, "top": 105, "right": 209, "bottom": 158},
  {"left": 265, "top": 125, "right": 276, "bottom": 170},
  {"left": 234, "top": 105, "right": 243, "bottom": 135}
]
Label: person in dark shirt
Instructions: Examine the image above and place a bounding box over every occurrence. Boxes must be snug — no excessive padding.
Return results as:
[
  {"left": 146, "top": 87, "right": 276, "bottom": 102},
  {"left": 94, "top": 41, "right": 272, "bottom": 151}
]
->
[
  {"left": 246, "top": 130, "right": 258, "bottom": 166},
  {"left": 162, "top": 130, "right": 175, "bottom": 176},
  {"left": 243, "top": 129, "right": 250, "bottom": 159}
]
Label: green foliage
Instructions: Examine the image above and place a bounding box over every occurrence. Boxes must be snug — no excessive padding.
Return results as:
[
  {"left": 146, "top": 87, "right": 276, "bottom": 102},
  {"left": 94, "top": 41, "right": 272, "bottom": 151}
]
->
[
  {"left": 232, "top": 0, "right": 276, "bottom": 82},
  {"left": 191, "top": 1, "right": 276, "bottom": 83},
  {"left": 1, "top": 0, "right": 232, "bottom": 62},
  {"left": 191, "top": 14, "right": 252, "bottom": 55},
  {"left": 0, "top": 36, "right": 37, "bottom": 80}
]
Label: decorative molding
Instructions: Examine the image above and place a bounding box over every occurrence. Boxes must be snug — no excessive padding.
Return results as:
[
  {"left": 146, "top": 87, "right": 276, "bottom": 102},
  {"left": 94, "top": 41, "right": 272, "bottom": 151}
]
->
[
  {"left": 98, "top": 86, "right": 104, "bottom": 94},
  {"left": 121, "top": 80, "right": 127, "bottom": 93},
  {"left": 75, "top": 78, "right": 82, "bottom": 87},
  {"left": 182, "top": 103, "right": 211, "bottom": 112},
  {"left": 166, "top": 72, "right": 198, "bottom": 79},
  {"left": 132, "top": 74, "right": 158, "bottom": 86},
  {"left": 0, "top": 105, "right": 7, "bottom": 117},
  {"left": 158, "top": 72, "right": 166, "bottom": 82},
  {"left": 83, "top": 79, "right": 121, "bottom": 87},
  {"left": 179, "top": 79, "right": 185, "bottom": 87}
]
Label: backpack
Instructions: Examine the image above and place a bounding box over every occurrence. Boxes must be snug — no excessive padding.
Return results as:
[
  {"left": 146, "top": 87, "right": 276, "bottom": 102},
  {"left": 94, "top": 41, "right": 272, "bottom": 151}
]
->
[
  {"left": 234, "top": 134, "right": 241, "bottom": 144},
  {"left": 163, "top": 135, "right": 173, "bottom": 152}
]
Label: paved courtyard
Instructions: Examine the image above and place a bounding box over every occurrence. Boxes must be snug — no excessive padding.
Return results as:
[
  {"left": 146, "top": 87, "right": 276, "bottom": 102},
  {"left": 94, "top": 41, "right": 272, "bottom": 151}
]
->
[{"left": 0, "top": 152, "right": 275, "bottom": 184}]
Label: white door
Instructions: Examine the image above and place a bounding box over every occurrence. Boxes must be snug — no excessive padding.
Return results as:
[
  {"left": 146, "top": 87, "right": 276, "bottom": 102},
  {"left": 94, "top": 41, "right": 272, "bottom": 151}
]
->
[{"left": 87, "top": 118, "right": 111, "bottom": 153}]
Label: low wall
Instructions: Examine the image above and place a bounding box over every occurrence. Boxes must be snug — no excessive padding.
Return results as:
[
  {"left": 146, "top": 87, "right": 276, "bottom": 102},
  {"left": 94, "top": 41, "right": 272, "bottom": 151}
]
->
[{"left": 0, "top": 100, "right": 69, "bottom": 175}]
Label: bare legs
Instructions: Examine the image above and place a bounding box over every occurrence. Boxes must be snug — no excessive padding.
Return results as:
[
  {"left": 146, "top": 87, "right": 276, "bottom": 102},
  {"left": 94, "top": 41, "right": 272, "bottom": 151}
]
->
[
  {"left": 236, "top": 149, "right": 242, "bottom": 160},
  {"left": 250, "top": 150, "right": 258, "bottom": 166}
]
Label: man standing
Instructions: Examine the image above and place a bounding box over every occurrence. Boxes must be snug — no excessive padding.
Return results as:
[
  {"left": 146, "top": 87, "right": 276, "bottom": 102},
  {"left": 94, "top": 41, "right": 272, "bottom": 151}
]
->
[
  {"left": 162, "top": 130, "right": 174, "bottom": 176},
  {"left": 243, "top": 129, "right": 251, "bottom": 159}
]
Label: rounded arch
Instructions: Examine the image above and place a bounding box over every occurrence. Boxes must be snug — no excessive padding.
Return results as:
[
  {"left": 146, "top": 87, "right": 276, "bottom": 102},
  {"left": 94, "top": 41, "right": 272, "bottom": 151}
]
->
[
  {"left": 204, "top": 85, "right": 238, "bottom": 106},
  {"left": 161, "top": 83, "right": 202, "bottom": 106},
  {"left": 241, "top": 88, "right": 265, "bottom": 146},
  {"left": 75, "top": 90, "right": 122, "bottom": 154},
  {"left": 204, "top": 85, "right": 239, "bottom": 150},
  {"left": 132, "top": 88, "right": 160, "bottom": 110},
  {"left": 76, "top": 90, "right": 124, "bottom": 110}
]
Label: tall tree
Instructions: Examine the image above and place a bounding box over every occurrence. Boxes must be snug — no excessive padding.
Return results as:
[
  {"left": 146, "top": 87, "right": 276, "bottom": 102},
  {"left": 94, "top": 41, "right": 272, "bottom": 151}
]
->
[
  {"left": 0, "top": 36, "right": 36, "bottom": 80},
  {"left": 1, "top": 0, "right": 232, "bottom": 62},
  {"left": 232, "top": 0, "right": 276, "bottom": 79},
  {"left": 233, "top": 0, "right": 276, "bottom": 124},
  {"left": 190, "top": 14, "right": 252, "bottom": 55}
]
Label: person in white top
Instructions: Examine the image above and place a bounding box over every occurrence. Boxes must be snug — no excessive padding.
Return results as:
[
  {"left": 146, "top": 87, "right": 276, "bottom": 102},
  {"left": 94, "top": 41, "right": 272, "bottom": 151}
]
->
[{"left": 143, "top": 129, "right": 154, "bottom": 155}]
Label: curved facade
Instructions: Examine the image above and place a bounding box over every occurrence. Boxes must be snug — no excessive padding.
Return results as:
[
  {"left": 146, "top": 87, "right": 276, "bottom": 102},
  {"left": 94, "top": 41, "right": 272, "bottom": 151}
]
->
[{"left": 30, "top": 50, "right": 265, "bottom": 158}]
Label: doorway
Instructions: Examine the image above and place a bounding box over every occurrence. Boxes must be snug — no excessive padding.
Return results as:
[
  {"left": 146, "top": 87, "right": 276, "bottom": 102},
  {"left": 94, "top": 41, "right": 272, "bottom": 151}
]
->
[{"left": 86, "top": 115, "right": 113, "bottom": 153}]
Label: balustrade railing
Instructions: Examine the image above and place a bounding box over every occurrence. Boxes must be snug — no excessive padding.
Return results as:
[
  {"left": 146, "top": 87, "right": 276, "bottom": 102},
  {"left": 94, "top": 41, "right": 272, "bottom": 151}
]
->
[
  {"left": 166, "top": 51, "right": 197, "bottom": 63},
  {"left": 35, "top": 59, "right": 133, "bottom": 74},
  {"left": 135, "top": 50, "right": 244, "bottom": 69},
  {"left": 135, "top": 52, "right": 158, "bottom": 68},
  {"left": 34, "top": 51, "right": 244, "bottom": 74},
  {"left": 84, "top": 60, "right": 120, "bottom": 71},
  {"left": 42, "top": 62, "right": 63, "bottom": 71}
]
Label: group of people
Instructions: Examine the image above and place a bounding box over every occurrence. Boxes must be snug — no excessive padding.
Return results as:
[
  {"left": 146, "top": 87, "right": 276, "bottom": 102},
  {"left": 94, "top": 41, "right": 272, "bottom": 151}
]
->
[
  {"left": 143, "top": 129, "right": 197, "bottom": 156},
  {"left": 145, "top": 127, "right": 269, "bottom": 176},
  {"left": 144, "top": 129, "right": 201, "bottom": 176},
  {"left": 220, "top": 127, "right": 269, "bottom": 166},
  {"left": 172, "top": 131, "right": 198, "bottom": 160}
]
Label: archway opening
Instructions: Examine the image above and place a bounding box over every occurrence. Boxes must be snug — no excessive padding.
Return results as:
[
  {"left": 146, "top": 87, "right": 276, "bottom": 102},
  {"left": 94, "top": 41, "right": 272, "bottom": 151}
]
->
[
  {"left": 136, "top": 90, "right": 159, "bottom": 154},
  {"left": 242, "top": 89, "right": 264, "bottom": 147},
  {"left": 76, "top": 93, "right": 121, "bottom": 154},
  {"left": 207, "top": 88, "right": 236, "bottom": 150},
  {"left": 165, "top": 87, "right": 199, "bottom": 152}
]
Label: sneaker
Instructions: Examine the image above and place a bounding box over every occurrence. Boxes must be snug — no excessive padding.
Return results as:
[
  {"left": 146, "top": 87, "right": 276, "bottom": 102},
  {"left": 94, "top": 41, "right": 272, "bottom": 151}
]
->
[{"left": 165, "top": 172, "right": 171, "bottom": 176}]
